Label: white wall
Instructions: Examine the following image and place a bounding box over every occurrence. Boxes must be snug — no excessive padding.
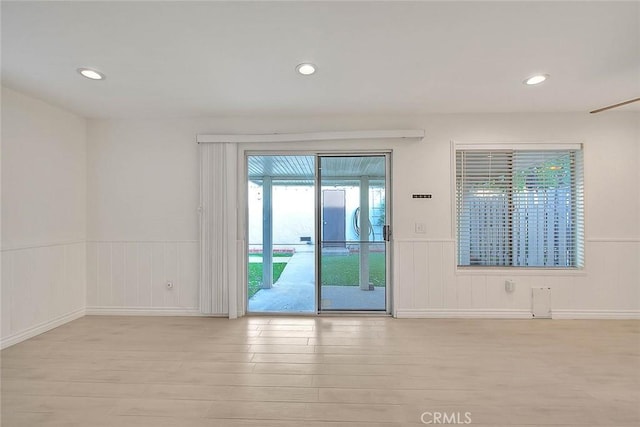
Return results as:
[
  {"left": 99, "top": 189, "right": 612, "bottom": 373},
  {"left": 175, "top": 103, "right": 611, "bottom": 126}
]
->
[
  {"left": 391, "top": 113, "right": 640, "bottom": 318},
  {"left": 86, "top": 119, "right": 199, "bottom": 314},
  {"left": 1, "top": 87, "right": 87, "bottom": 348},
  {"left": 86, "top": 113, "right": 639, "bottom": 318}
]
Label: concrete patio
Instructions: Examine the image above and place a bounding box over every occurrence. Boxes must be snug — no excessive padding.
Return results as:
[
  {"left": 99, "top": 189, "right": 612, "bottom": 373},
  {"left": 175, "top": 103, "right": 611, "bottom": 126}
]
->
[{"left": 248, "top": 250, "right": 386, "bottom": 312}]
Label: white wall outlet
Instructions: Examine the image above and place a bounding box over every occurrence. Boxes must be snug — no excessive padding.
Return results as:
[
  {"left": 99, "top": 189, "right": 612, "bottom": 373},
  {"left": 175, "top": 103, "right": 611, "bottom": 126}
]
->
[
  {"left": 415, "top": 222, "right": 426, "bottom": 233},
  {"left": 166, "top": 281, "right": 174, "bottom": 289},
  {"left": 505, "top": 280, "right": 515, "bottom": 293}
]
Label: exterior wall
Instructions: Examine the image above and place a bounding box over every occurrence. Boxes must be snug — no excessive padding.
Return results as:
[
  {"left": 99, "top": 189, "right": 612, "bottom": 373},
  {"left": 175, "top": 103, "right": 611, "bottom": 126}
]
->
[
  {"left": 248, "top": 183, "right": 316, "bottom": 248},
  {"left": 86, "top": 112, "right": 639, "bottom": 318},
  {"left": 1, "top": 87, "right": 87, "bottom": 348},
  {"left": 247, "top": 184, "right": 382, "bottom": 249}
]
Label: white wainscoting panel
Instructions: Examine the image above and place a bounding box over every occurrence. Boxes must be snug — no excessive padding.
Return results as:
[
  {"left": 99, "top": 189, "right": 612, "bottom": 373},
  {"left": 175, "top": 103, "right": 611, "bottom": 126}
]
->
[
  {"left": 1, "top": 241, "right": 86, "bottom": 349},
  {"left": 394, "top": 239, "right": 639, "bottom": 319},
  {"left": 86, "top": 241, "right": 199, "bottom": 314}
]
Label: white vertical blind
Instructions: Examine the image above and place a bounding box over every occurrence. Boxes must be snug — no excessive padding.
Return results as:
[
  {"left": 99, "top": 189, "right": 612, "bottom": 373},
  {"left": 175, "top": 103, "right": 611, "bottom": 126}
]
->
[
  {"left": 456, "top": 148, "right": 584, "bottom": 268},
  {"left": 200, "top": 143, "right": 239, "bottom": 315}
]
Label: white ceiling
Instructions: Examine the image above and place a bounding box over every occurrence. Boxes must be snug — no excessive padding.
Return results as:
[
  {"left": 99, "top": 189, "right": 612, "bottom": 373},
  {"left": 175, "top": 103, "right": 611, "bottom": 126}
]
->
[{"left": 2, "top": 1, "right": 639, "bottom": 119}]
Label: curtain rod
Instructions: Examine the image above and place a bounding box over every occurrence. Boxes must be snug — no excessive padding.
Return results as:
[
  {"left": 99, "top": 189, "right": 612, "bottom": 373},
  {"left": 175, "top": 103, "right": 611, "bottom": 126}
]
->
[{"left": 197, "top": 129, "right": 425, "bottom": 144}]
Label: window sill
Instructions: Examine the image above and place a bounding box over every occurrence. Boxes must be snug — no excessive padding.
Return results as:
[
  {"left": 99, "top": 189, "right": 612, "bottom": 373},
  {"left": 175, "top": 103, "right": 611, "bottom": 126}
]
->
[{"left": 455, "top": 267, "right": 587, "bottom": 276}]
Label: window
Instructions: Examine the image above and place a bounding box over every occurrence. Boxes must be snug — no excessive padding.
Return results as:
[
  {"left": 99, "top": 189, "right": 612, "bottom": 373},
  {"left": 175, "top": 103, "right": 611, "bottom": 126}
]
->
[{"left": 455, "top": 146, "right": 584, "bottom": 268}]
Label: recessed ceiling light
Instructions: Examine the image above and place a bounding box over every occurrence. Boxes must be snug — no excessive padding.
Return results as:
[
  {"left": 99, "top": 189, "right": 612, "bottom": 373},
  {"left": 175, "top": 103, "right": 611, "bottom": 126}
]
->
[
  {"left": 77, "top": 68, "right": 105, "bottom": 80},
  {"left": 524, "top": 74, "right": 549, "bottom": 85},
  {"left": 296, "top": 63, "right": 316, "bottom": 76}
]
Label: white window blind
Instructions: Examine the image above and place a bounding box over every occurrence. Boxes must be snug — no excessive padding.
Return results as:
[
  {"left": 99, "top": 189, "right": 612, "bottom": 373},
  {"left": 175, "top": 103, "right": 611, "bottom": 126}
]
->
[{"left": 456, "top": 148, "right": 584, "bottom": 268}]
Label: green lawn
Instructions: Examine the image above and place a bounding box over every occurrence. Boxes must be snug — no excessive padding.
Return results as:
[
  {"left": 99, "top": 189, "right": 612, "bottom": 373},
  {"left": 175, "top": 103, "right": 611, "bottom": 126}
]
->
[
  {"left": 248, "top": 252, "right": 386, "bottom": 299},
  {"left": 321, "top": 253, "right": 386, "bottom": 286},
  {"left": 248, "top": 262, "right": 288, "bottom": 299}
]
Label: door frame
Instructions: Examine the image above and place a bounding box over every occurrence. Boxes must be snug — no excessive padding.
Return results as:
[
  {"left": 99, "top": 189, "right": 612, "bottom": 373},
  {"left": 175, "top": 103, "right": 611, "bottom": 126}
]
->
[
  {"left": 316, "top": 152, "right": 392, "bottom": 315},
  {"left": 243, "top": 150, "right": 393, "bottom": 316}
]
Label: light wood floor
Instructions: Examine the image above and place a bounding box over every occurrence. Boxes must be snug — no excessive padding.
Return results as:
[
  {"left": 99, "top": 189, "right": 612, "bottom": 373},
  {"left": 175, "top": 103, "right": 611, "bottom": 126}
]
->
[{"left": 1, "top": 316, "right": 639, "bottom": 426}]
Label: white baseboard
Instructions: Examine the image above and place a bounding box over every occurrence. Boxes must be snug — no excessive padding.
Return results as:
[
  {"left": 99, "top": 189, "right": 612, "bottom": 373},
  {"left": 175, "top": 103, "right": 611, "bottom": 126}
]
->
[
  {"left": 1, "top": 308, "right": 86, "bottom": 349},
  {"left": 395, "top": 309, "right": 533, "bottom": 319},
  {"left": 85, "top": 306, "right": 218, "bottom": 316},
  {"left": 395, "top": 309, "right": 640, "bottom": 320},
  {"left": 552, "top": 310, "right": 640, "bottom": 319}
]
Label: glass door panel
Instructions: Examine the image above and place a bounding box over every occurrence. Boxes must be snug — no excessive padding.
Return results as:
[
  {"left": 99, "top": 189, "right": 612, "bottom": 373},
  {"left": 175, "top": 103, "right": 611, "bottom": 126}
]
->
[
  {"left": 318, "top": 155, "right": 389, "bottom": 311},
  {"left": 247, "top": 155, "right": 316, "bottom": 313}
]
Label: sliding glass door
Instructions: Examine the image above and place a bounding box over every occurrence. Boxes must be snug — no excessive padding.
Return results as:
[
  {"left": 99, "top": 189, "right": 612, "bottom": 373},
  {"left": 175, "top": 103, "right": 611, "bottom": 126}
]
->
[
  {"left": 246, "top": 153, "right": 390, "bottom": 314},
  {"left": 318, "top": 155, "right": 389, "bottom": 311},
  {"left": 246, "top": 155, "right": 316, "bottom": 313}
]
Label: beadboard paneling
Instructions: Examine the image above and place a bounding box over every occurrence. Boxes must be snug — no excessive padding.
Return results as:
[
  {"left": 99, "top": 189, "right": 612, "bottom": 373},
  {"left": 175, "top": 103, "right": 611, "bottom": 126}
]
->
[
  {"left": 394, "top": 239, "right": 640, "bottom": 318},
  {"left": 86, "top": 241, "right": 199, "bottom": 312},
  {"left": 86, "top": 239, "right": 637, "bottom": 318},
  {"left": 1, "top": 242, "right": 86, "bottom": 348}
]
